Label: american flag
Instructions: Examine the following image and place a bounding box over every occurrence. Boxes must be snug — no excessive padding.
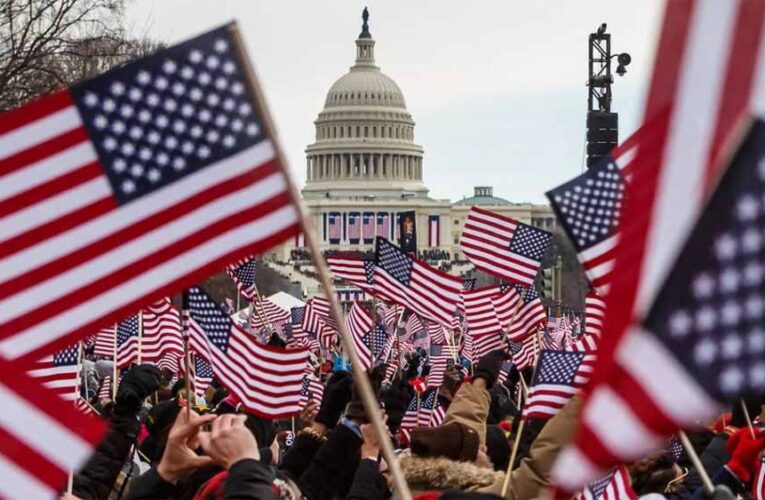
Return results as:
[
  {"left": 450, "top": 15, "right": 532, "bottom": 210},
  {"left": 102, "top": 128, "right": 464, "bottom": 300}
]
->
[
  {"left": 0, "top": 25, "right": 300, "bottom": 363},
  {"left": 0, "top": 368, "right": 106, "bottom": 498},
  {"left": 93, "top": 325, "right": 116, "bottom": 358},
  {"left": 193, "top": 355, "right": 214, "bottom": 400},
  {"left": 328, "top": 213, "right": 342, "bottom": 242},
  {"left": 116, "top": 313, "right": 140, "bottom": 368},
  {"left": 28, "top": 343, "right": 81, "bottom": 401},
  {"left": 425, "top": 319, "right": 448, "bottom": 345},
  {"left": 427, "top": 344, "right": 458, "bottom": 388},
  {"left": 363, "top": 213, "right": 375, "bottom": 243},
  {"left": 98, "top": 374, "right": 112, "bottom": 401},
  {"left": 585, "top": 292, "right": 606, "bottom": 338},
  {"left": 298, "top": 375, "right": 324, "bottom": 408},
  {"left": 348, "top": 213, "right": 361, "bottom": 242},
  {"left": 523, "top": 350, "right": 595, "bottom": 420},
  {"left": 473, "top": 332, "right": 504, "bottom": 360},
  {"left": 417, "top": 389, "right": 439, "bottom": 427},
  {"left": 506, "top": 285, "right": 546, "bottom": 342},
  {"left": 400, "top": 394, "right": 420, "bottom": 431},
  {"left": 377, "top": 213, "right": 390, "bottom": 239},
  {"left": 545, "top": 134, "right": 638, "bottom": 296},
  {"left": 463, "top": 278, "right": 477, "bottom": 291},
  {"left": 403, "top": 313, "right": 423, "bottom": 342},
  {"left": 555, "top": 1, "right": 765, "bottom": 491},
  {"left": 289, "top": 306, "right": 308, "bottom": 342},
  {"left": 185, "top": 286, "right": 308, "bottom": 417},
  {"left": 346, "top": 302, "right": 374, "bottom": 370},
  {"left": 493, "top": 284, "right": 522, "bottom": 330},
  {"left": 370, "top": 324, "right": 390, "bottom": 360},
  {"left": 754, "top": 455, "right": 765, "bottom": 500},
  {"left": 374, "top": 237, "right": 462, "bottom": 327},
  {"left": 327, "top": 256, "right": 375, "bottom": 293},
  {"left": 250, "top": 297, "right": 290, "bottom": 335},
  {"left": 226, "top": 256, "right": 258, "bottom": 302},
  {"left": 460, "top": 207, "right": 552, "bottom": 286},
  {"left": 497, "top": 359, "right": 515, "bottom": 385},
  {"left": 140, "top": 297, "right": 184, "bottom": 372},
  {"left": 463, "top": 286, "right": 504, "bottom": 336},
  {"left": 572, "top": 466, "right": 636, "bottom": 500},
  {"left": 462, "top": 330, "right": 475, "bottom": 365},
  {"left": 511, "top": 335, "right": 538, "bottom": 371},
  {"left": 301, "top": 296, "right": 337, "bottom": 347}
]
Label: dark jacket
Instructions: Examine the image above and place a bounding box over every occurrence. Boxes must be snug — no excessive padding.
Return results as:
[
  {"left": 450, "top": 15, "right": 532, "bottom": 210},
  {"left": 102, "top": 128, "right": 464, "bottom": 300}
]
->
[
  {"left": 296, "top": 424, "right": 362, "bottom": 499},
  {"left": 346, "top": 458, "right": 390, "bottom": 500},
  {"left": 125, "top": 459, "right": 276, "bottom": 499},
  {"left": 73, "top": 411, "right": 140, "bottom": 499}
]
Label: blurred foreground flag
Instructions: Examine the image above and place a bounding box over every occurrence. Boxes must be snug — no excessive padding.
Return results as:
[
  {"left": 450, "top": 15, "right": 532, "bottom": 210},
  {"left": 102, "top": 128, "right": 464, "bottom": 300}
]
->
[{"left": 0, "top": 23, "right": 300, "bottom": 363}]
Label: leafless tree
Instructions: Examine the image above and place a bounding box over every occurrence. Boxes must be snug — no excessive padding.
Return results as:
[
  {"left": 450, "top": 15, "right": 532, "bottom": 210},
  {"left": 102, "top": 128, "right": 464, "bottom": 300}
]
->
[{"left": 0, "top": 0, "right": 158, "bottom": 111}]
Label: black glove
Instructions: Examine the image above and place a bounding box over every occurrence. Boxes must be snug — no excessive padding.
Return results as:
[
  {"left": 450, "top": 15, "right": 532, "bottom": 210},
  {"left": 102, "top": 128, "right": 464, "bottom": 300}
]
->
[
  {"left": 346, "top": 365, "right": 385, "bottom": 423},
  {"left": 315, "top": 371, "right": 353, "bottom": 428},
  {"left": 474, "top": 350, "right": 506, "bottom": 389},
  {"left": 383, "top": 374, "right": 413, "bottom": 433},
  {"left": 115, "top": 364, "right": 161, "bottom": 415}
]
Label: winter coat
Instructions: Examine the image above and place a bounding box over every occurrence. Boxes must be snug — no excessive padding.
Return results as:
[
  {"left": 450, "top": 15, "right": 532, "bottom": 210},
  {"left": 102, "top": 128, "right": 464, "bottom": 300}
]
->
[
  {"left": 346, "top": 458, "right": 391, "bottom": 500},
  {"left": 401, "top": 379, "right": 583, "bottom": 500},
  {"left": 73, "top": 410, "right": 140, "bottom": 499}
]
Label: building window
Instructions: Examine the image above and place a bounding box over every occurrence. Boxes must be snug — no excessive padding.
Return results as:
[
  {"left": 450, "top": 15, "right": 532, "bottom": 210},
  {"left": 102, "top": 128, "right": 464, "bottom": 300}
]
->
[
  {"left": 453, "top": 219, "right": 459, "bottom": 225},
  {"left": 453, "top": 237, "right": 459, "bottom": 244},
  {"left": 356, "top": 126, "right": 360, "bottom": 137},
  {"left": 364, "top": 126, "right": 368, "bottom": 137}
]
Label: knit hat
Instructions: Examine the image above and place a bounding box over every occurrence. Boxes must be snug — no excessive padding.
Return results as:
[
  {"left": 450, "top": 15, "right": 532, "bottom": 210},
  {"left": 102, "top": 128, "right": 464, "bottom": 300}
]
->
[{"left": 410, "top": 422, "right": 480, "bottom": 462}]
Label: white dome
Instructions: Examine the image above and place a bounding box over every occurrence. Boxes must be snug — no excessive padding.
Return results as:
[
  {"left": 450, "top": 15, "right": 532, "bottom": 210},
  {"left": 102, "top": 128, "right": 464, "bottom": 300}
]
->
[{"left": 325, "top": 68, "right": 406, "bottom": 108}]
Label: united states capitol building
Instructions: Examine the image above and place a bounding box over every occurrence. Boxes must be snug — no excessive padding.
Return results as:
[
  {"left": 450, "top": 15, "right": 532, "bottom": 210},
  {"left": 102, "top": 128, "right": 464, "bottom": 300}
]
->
[{"left": 269, "top": 10, "right": 554, "bottom": 296}]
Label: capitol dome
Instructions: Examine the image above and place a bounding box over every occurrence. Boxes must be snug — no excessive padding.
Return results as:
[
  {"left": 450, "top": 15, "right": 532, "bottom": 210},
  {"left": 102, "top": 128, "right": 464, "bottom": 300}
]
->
[{"left": 302, "top": 8, "right": 427, "bottom": 200}]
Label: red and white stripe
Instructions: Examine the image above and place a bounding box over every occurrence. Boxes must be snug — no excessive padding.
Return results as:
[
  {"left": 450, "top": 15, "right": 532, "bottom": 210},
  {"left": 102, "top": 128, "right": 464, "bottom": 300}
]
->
[
  {"left": 27, "top": 349, "right": 81, "bottom": 402},
  {"left": 573, "top": 466, "right": 636, "bottom": 500},
  {"left": 555, "top": 0, "right": 765, "bottom": 488},
  {"left": 585, "top": 293, "right": 606, "bottom": 338},
  {"left": 513, "top": 334, "right": 539, "bottom": 371},
  {"left": 463, "top": 286, "right": 504, "bottom": 336},
  {"left": 0, "top": 94, "right": 299, "bottom": 364},
  {"left": 327, "top": 256, "right": 374, "bottom": 293},
  {"left": 362, "top": 213, "right": 375, "bottom": 241},
  {"left": 328, "top": 213, "right": 342, "bottom": 241},
  {"left": 523, "top": 352, "right": 596, "bottom": 419},
  {"left": 460, "top": 207, "right": 546, "bottom": 286},
  {"left": 346, "top": 302, "right": 374, "bottom": 371},
  {"left": 250, "top": 297, "right": 290, "bottom": 333},
  {"left": 93, "top": 326, "right": 116, "bottom": 358},
  {"left": 506, "top": 298, "right": 546, "bottom": 343},
  {"left": 428, "top": 216, "right": 440, "bottom": 247},
  {"left": 493, "top": 286, "right": 522, "bottom": 330},
  {"left": 140, "top": 298, "right": 184, "bottom": 370},
  {"left": 0, "top": 367, "right": 106, "bottom": 498},
  {"left": 348, "top": 213, "right": 361, "bottom": 241}
]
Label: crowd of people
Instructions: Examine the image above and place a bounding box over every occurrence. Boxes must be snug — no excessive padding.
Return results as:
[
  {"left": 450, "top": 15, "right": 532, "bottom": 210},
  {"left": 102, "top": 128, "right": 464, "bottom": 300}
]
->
[{"left": 63, "top": 346, "right": 765, "bottom": 500}]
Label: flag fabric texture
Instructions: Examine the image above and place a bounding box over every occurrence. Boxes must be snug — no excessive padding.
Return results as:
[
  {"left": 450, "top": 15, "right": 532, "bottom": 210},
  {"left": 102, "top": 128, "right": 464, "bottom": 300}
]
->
[
  {"left": 115, "top": 313, "right": 140, "bottom": 368},
  {"left": 226, "top": 257, "right": 258, "bottom": 302},
  {"left": 374, "top": 237, "right": 462, "bottom": 327},
  {"left": 463, "top": 286, "right": 505, "bottom": 336},
  {"left": 193, "top": 355, "right": 214, "bottom": 400},
  {"left": 427, "top": 344, "right": 458, "bottom": 388},
  {"left": 250, "top": 297, "right": 290, "bottom": 335},
  {"left": 185, "top": 286, "right": 308, "bottom": 417},
  {"left": 511, "top": 335, "right": 539, "bottom": 372},
  {"left": 93, "top": 326, "right": 116, "bottom": 358},
  {"left": 460, "top": 207, "right": 551, "bottom": 286},
  {"left": 346, "top": 302, "right": 374, "bottom": 370},
  {"left": 572, "top": 466, "right": 636, "bottom": 500},
  {"left": 0, "top": 24, "right": 300, "bottom": 364},
  {"left": 98, "top": 375, "right": 112, "bottom": 401},
  {"left": 555, "top": 1, "right": 765, "bottom": 489},
  {"left": 140, "top": 297, "right": 184, "bottom": 371},
  {"left": 585, "top": 293, "right": 606, "bottom": 338},
  {"left": 327, "top": 256, "right": 375, "bottom": 293},
  {"left": 506, "top": 285, "right": 546, "bottom": 342},
  {"left": 298, "top": 375, "right": 325, "bottom": 408},
  {"left": 400, "top": 394, "right": 420, "bottom": 431},
  {"left": 0, "top": 366, "right": 106, "bottom": 498},
  {"left": 523, "top": 350, "right": 595, "bottom": 420},
  {"left": 28, "top": 343, "right": 81, "bottom": 401}
]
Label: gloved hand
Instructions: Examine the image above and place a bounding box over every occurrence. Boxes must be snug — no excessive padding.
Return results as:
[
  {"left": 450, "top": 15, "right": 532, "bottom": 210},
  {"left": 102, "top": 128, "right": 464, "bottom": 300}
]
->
[
  {"left": 314, "top": 371, "right": 353, "bottom": 428},
  {"left": 346, "top": 365, "right": 385, "bottom": 423},
  {"left": 474, "top": 350, "right": 506, "bottom": 389},
  {"left": 382, "top": 375, "right": 412, "bottom": 434},
  {"left": 116, "top": 364, "right": 161, "bottom": 415},
  {"left": 725, "top": 427, "right": 765, "bottom": 482},
  {"left": 439, "top": 365, "right": 463, "bottom": 401}
]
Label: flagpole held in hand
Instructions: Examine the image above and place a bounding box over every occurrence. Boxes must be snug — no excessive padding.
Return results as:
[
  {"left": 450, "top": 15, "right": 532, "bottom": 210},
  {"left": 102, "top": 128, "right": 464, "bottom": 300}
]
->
[
  {"left": 137, "top": 310, "right": 143, "bottom": 365},
  {"left": 181, "top": 294, "right": 192, "bottom": 419},
  {"left": 741, "top": 399, "right": 756, "bottom": 439},
  {"left": 679, "top": 430, "right": 714, "bottom": 495},
  {"left": 228, "top": 24, "right": 411, "bottom": 500},
  {"left": 501, "top": 353, "right": 535, "bottom": 497},
  {"left": 112, "top": 323, "right": 118, "bottom": 401}
]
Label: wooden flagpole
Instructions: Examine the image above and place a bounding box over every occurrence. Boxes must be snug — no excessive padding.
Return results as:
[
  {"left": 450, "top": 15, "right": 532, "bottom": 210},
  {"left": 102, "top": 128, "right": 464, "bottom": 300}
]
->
[
  {"left": 180, "top": 296, "right": 192, "bottom": 419},
  {"left": 501, "top": 355, "right": 535, "bottom": 497},
  {"left": 679, "top": 430, "right": 714, "bottom": 495},
  {"left": 228, "top": 24, "right": 411, "bottom": 499},
  {"left": 741, "top": 399, "right": 756, "bottom": 439},
  {"left": 137, "top": 310, "right": 143, "bottom": 365},
  {"left": 112, "top": 323, "right": 118, "bottom": 401}
]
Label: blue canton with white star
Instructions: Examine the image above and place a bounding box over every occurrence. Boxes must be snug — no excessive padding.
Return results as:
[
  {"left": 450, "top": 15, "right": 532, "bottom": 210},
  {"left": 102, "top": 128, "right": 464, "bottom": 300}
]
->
[
  {"left": 376, "top": 237, "right": 412, "bottom": 286},
  {"left": 186, "top": 286, "right": 233, "bottom": 353},
  {"left": 363, "top": 259, "right": 376, "bottom": 285},
  {"left": 644, "top": 120, "right": 765, "bottom": 400},
  {"left": 117, "top": 314, "right": 139, "bottom": 347},
  {"left": 195, "top": 356, "right": 213, "bottom": 378},
  {"left": 547, "top": 155, "right": 625, "bottom": 252},
  {"left": 509, "top": 223, "right": 552, "bottom": 261},
  {"left": 71, "top": 26, "right": 266, "bottom": 204},
  {"left": 533, "top": 350, "right": 584, "bottom": 385},
  {"left": 53, "top": 345, "right": 79, "bottom": 366},
  {"left": 291, "top": 306, "right": 304, "bottom": 325},
  {"left": 234, "top": 259, "right": 256, "bottom": 289}
]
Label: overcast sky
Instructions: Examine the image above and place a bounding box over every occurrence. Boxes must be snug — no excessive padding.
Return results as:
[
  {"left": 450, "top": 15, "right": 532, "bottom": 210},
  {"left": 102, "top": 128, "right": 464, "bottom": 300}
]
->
[{"left": 125, "top": 1, "right": 664, "bottom": 204}]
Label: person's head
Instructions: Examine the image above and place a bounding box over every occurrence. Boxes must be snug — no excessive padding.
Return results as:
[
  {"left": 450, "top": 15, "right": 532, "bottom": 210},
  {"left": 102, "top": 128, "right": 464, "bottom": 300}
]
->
[{"left": 629, "top": 455, "right": 685, "bottom": 495}]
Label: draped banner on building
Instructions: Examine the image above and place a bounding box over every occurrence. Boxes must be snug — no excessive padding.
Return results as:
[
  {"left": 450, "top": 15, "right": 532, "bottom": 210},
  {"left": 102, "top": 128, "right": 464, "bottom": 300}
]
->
[
  {"left": 363, "top": 212, "right": 375, "bottom": 244},
  {"left": 328, "top": 212, "right": 342, "bottom": 244},
  {"left": 348, "top": 212, "right": 361, "bottom": 244},
  {"left": 428, "top": 215, "right": 440, "bottom": 247},
  {"left": 377, "top": 212, "right": 390, "bottom": 239}
]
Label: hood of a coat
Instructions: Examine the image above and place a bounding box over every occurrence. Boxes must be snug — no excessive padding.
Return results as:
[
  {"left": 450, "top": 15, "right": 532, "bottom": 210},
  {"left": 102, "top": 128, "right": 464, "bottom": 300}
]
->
[{"left": 400, "top": 455, "right": 502, "bottom": 492}]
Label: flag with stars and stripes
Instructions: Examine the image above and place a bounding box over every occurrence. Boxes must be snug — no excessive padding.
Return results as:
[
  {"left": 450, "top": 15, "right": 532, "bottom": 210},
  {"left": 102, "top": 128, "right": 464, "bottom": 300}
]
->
[
  {"left": 460, "top": 207, "right": 552, "bottom": 287},
  {"left": 93, "top": 326, "right": 116, "bottom": 358},
  {"left": 98, "top": 375, "right": 112, "bottom": 401},
  {"left": 417, "top": 389, "right": 439, "bottom": 427},
  {"left": 28, "top": 343, "right": 81, "bottom": 402},
  {"left": 116, "top": 314, "right": 140, "bottom": 368},
  {"left": 510, "top": 335, "right": 539, "bottom": 372},
  {"left": 140, "top": 297, "right": 184, "bottom": 372},
  {"left": 226, "top": 256, "right": 258, "bottom": 302},
  {"left": 585, "top": 292, "right": 606, "bottom": 338},
  {"left": 346, "top": 302, "right": 374, "bottom": 371},
  {"left": 0, "top": 24, "right": 301, "bottom": 364},
  {"left": 370, "top": 324, "right": 389, "bottom": 360},
  {"left": 374, "top": 237, "right": 463, "bottom": 328},
  {"left": 506, "top": 285, "right": 547, "bottom": 342},
  {"left": 327, "top": 256, "right": 375, "bottom": 293},
  {"left": 523, "top": 350, "right": 595, "bottom": 420},
  {"left": 298, "top": 375, "right": 324, "bottom": 408},
  {"left": 555, "top": 2, "right": 765, "bottom": 492},
  {"left": 427, "top": 344, "right": 458, "bottom": 388},
  {"left": 184, "top": 286, "right": 308, "bottom": 417},
  {"left": 193, "top": 355, "right": 214, "bottom": 400},
  {"left": 400, "top": 394, "right": 420, "bottom": 431},
  {"left": 572, "top": 466, "right": 636, "bottom": 500}
]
